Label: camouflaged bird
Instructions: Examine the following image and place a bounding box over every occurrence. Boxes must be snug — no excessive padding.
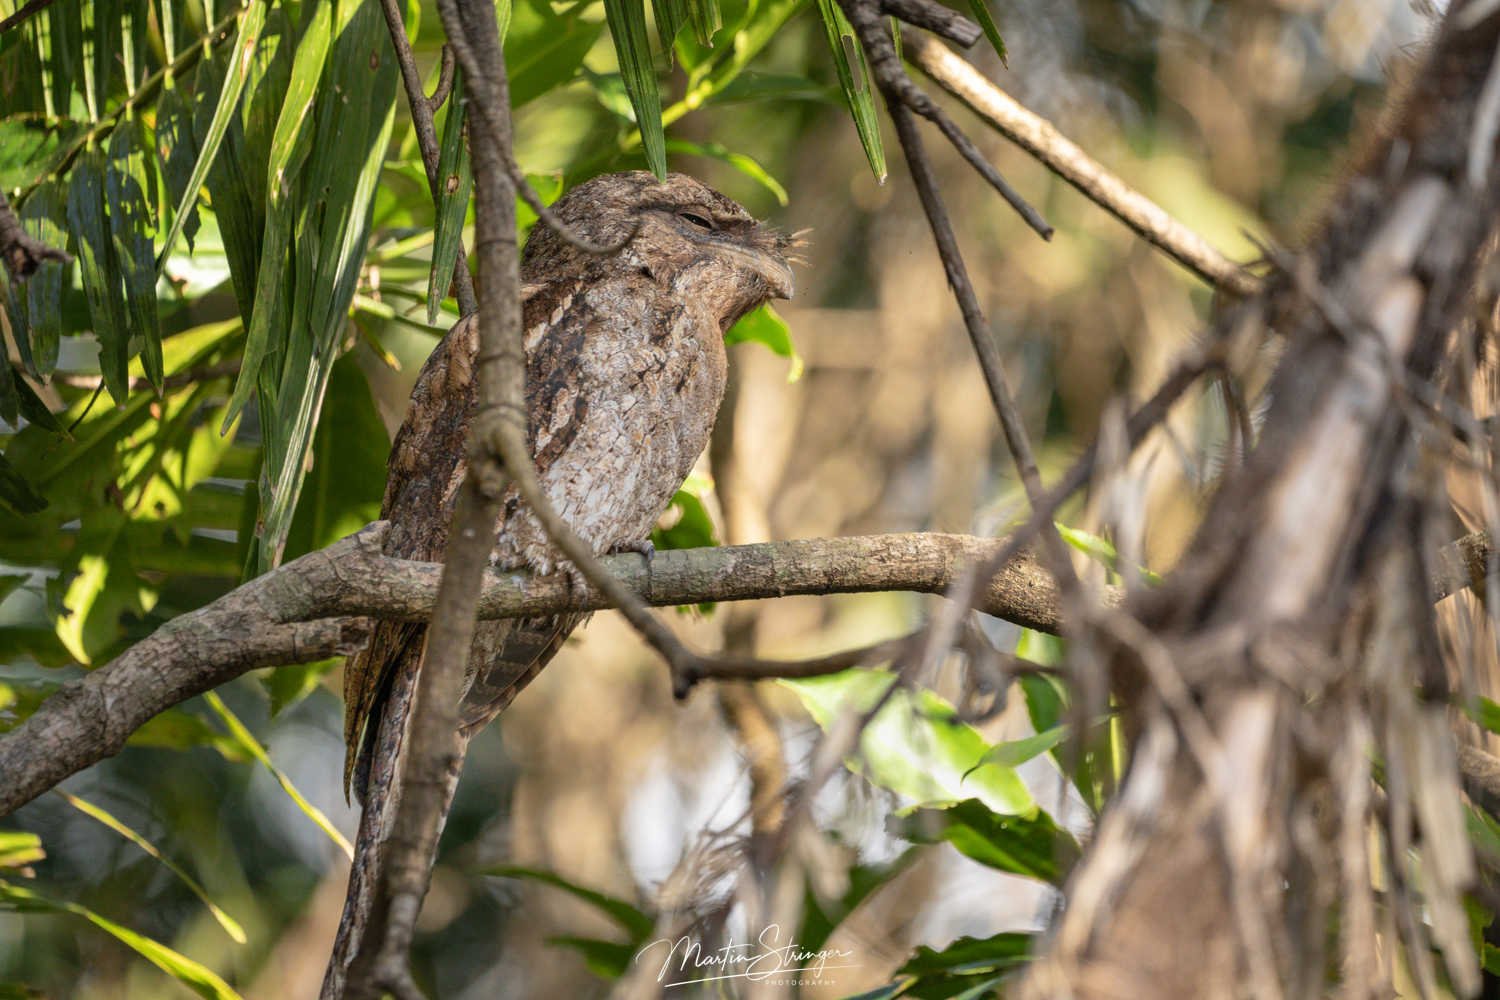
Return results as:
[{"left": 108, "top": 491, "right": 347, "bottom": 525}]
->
[{"left": 341, "top": 171, "right": 796, "bottom": 801}]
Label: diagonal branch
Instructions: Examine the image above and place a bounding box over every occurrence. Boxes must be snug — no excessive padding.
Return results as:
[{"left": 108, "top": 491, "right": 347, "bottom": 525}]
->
[{"left": 904, "top": 31, "right": 1259, "bottom": 296}]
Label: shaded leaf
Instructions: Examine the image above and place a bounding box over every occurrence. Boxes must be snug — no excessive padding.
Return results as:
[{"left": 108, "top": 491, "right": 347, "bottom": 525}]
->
[
  {"left": 17, "top": 179, "right": 69, "bottom": 377},
  {"left": 157, "top": 0, "right": 270, "bottom": 269},
  {"left": 0, "top": 454, "right": 47, "bottom": 516},
  {"left": 155, "top": 84, "right": 203, "bottom": 253},
  {"left": 890, "top": 798, "right": 1080, "bottom": 886},
  {"left": 67, "top": 145, "right": 130, "bottom": 403},
  {"left": 106, "top": 118, "right": 163, "bottom": 390},
  {"left": 666, "top": 138, "right": 787, "bottom": 205},
  {"left": 653, "top": 0, "right": 689, "bottom": 51},
  {"left": 506, "top": 0, "right": 606, "bottom": 108},
  {"left": 483, "top": 865, "right": 655, "bottom": 941},
  {"left": 603, "top": 0, "right": 668, "bottom": 178},
  {"left": 547, "top": 935, "right": 637, "bottom": 980},
  {"left": 428, "top": 65, "right": 473, "bottom": 324},
  {"left": 686, "top": 0, "right": 721, "bottom": 46},
  {"left": 0, "top": 117, "right": 80, "bottom": 191},
  {"left": 813, "top": 0, "right": 885, "bottom": 181}
]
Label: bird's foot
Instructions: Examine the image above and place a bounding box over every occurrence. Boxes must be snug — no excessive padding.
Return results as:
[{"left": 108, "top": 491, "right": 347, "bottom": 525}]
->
[{"left": 608, "top": 538, "right": 656, "bottom": 563}]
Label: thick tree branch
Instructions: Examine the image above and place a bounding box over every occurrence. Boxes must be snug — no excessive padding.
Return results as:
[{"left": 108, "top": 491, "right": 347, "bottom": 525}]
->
[{"left": 0, "top": 524, "right": 1078, "bottom": 822}]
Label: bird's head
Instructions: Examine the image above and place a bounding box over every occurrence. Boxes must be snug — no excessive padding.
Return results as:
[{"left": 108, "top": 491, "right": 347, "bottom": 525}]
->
[{"left": 522, "top": 171, "right": 799, "bottom": 328}]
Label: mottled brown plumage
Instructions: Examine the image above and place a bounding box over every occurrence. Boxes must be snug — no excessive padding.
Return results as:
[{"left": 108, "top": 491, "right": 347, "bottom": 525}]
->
[{"left": 341, "top": 171, "right": 794, "bottom": 799}]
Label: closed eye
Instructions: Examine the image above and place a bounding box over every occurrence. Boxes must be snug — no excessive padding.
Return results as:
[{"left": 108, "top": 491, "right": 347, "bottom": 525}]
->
[{"left": 679, "top": 211, "right": 715, "bottom": 231}]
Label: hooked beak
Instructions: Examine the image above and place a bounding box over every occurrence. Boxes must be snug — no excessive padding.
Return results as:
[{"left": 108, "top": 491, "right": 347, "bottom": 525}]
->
[{"left": 716, "top": 242, "right": 795, "bottom": 300}]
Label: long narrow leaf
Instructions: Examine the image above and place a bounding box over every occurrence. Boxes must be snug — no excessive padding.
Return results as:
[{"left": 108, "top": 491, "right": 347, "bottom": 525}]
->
[
  {"left": 220, "top": 0, "right": 334, "bottom": 430},
  {"left": 156, "top": 84, "right": 204, "bottom": 253},
  {"left": 203, "top": 692, "right": 353, "bottom": 858},
  {"left": 0, "top": 880, "right": 243, "bottom": 1000},
  {"left": 652, "top": 0, "right": 689, "bottom": 51},
  {"left": 57, "top": 792, "right": 247, "bottom": 943},
  {"left": 814, "top": 0, "right": 885, "bottom": 181},
  {"left": 156, "top": 0, "right": 269, "bottom": 271},
  {"left": 966, "top": 0, "right": 1005, "bottom": 64},
  {"left": 427, "top": 65, "right": 472, "bottom": 324},
  {"left": 18, "top": 180, "right": 67, "bottom": 378},
  {"left": 106, "top": 118, "right": 163, "bottom": 390},
  {"left": 603, "top": 0, "right": 668, "bottom": 178},
  {"left": 66, "top": 146, "right": 131, "bottom": 403},
  {"left": 686, "top": 0, "right": 721, "bottom": 46}
]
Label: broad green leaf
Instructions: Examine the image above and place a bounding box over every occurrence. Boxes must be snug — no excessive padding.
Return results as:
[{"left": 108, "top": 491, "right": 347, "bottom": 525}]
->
[
  {"left": 897, "top": 931, "right": 1031, "bottom": 984},
  {"left": 57, "top": 791, "right": 247, "bottom": 943},
  {"left": 483, "top": 866, "right": 655, "bottom": 940},
  {"left": 651, "top": 484, "right": 718, "bottom": 552},
  {"left": 516, "top": 172, "right": 564, "bottom": 242},
  {"left": 603, "top": 0, "right": 668, "bottom": 178},
  {"left": 17, "top": 180, "right": 68, "bottom": 377},
  {"left": 724, "top": 302, "right": 802, "bottom": 380},
  {"left": 428, "top": 65, "right": 473, "bottom": 323},
  {"left": 105, "top": 118, "right": 163, "bottom": 390},
  {"left": 0, "top": 880, "right": 244, "bottom": 1000},
  {"left": 0, "top": 831, "right": 44, "bottom": 871},
  {"left": 1470, "top": 696, "right": 1500, "bottom": 736},
  {"left": 813, "top": 0, "right": 884, "bottom": 181},
  {"left": 157, "top": 0, "right": 270, "bottom": 270},
  {"left": 67, "top": 145, "right": 130, "bottom": 403},
  {"left": 890, "top": 798, "right": 1080, "bottom": 886},
  {"left": 971, "top": 724, "right": 1067, "bottom": 771},
  {"left": 203, "top": 692, "right": 353, "bottom": 858},
  {"left": 0, "top": 455, "right": 47, "bottom": 516},
  {"left": 0, "top": 117, "right": 81, "bottom": 191},
  {"left": 665, "top": 138, "right": 787, "bottom": 205},
  {"left": 506, "top": 0, "right": 606, "bottom": 108},
  {"left": 783, "top": 670, "right": 1038, "bottom": 816},
  {"left": 966, "top": 0, "right": 1006, "bottom": 65}
]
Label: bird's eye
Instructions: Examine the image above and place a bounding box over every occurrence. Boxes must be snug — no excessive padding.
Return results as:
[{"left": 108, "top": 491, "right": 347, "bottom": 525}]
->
[{"left": 679, "top": 211, "right": 714, "bottom": 231}]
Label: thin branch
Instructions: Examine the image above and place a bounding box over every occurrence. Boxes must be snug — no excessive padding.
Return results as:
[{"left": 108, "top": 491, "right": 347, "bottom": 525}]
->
[
  {"left": 0, "top": 188, "right": 70, "bottom": 280},
  {"left": 428, "top": 45, "right": 457, "bottom": 112},
  {"left": 879, "top": 0, "right": 980, "bottom": 48},
  {"left": 0, "top": 0, "right": 60, "bottom": 35},
  {"left": 905, "top": 31, "right": 1259, "bottom": 296},
  {"left": 377, "top": 0, "right": 477, "bottom": 317}
]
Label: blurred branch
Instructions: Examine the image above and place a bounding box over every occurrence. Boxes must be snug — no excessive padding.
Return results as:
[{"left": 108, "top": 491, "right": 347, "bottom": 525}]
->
[
  {"left": 879, "top": 0, "right": 980, "bottom": 48},
  {"left": 377, "top": 0, "right": 477, "bottom": 317},
  {"left": 905, "top": 31, "right": 1259, "bottom": 297},
  {"left": 0, "top": 0, "right": 60, "bottom": 35}
]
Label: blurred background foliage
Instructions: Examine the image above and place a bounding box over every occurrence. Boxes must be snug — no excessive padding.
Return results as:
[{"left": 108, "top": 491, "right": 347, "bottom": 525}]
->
[{"left": 0, "top": 0, "right": 1437, "bottom": 996}]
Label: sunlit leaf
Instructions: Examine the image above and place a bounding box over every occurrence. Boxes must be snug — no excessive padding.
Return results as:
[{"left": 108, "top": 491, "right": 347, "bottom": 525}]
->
[
  {"left": 203, "top": 692, "right": 353, "bottom": 858},
  {"left": 0, "top": 831, "right": 44, "bottom": 871},
  {"left": 813, "top": 0, "right": 884, "bottom": 181},
  {"left": 783, "top": 669, "right": 1038, "bottom": 816},
  {"left": 724, "top": 302, "right": 802, "bottom": 380},
  {"left": 603, "top": 0, "right": 668, "bottom": 178},
  {"left": 0, "top": 880, "right": 244, "bottom": 1000},
  {"left": 57, "top": 792, "right": 248, "bottom": 943},
  {"left": 666, "top": 138, "right": 787, "bottom": 205}
]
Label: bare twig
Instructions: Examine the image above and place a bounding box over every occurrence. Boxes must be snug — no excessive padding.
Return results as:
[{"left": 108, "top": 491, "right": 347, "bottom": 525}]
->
[
  {"left": 377, "top": 0, "right": 477, "bottom": 317},
  {"left": 879, "top": 0, "right": 980, "bottom": 48},
  {"left": 0, "top": 0, "right": 61, "bottom": 35},
  {"left": 428, "top": 45, "right": 457, "bottom": 112},
  {"left": 906, "top": 32, "right": 1258, "bottom": 296}
]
